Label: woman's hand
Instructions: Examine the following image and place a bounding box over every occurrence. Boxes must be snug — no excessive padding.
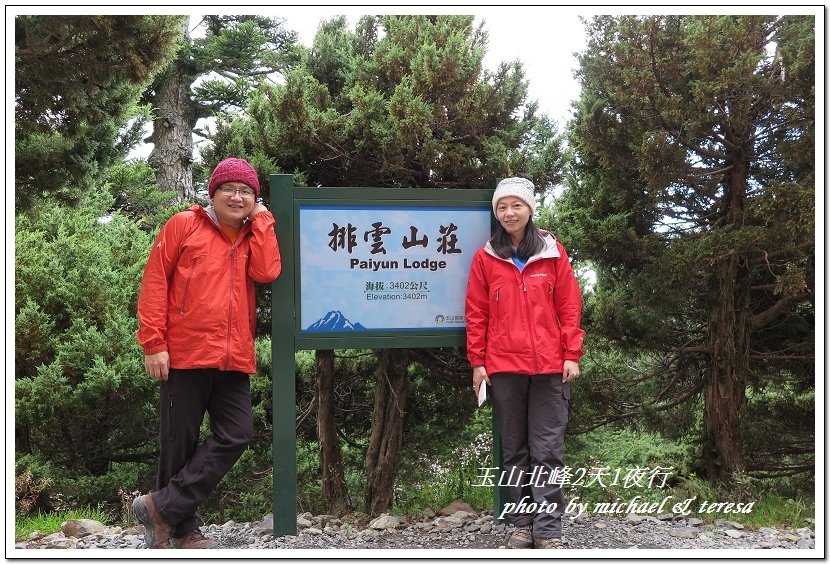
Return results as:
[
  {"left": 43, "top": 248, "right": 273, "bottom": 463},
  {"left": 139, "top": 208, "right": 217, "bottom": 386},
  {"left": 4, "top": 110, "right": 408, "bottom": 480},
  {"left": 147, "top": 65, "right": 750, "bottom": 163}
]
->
[{"left": 472, "top": 365, "right": 490, "bottom": 396}]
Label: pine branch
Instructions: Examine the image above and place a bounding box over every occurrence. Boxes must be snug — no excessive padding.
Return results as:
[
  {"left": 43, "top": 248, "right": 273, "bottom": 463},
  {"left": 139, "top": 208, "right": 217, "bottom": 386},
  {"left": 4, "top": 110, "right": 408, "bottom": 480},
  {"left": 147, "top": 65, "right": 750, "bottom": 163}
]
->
[{"left": 751, "top": 291, "right": 811, "bottom": 330}]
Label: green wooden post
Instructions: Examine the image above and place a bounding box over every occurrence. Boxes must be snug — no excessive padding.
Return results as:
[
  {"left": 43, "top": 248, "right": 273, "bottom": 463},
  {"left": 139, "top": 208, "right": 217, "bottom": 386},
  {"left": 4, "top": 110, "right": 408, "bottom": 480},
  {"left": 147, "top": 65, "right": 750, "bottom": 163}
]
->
[
  {"left": 492, "top": 411, "right": 508, "bottom": 523},
  {"left": 270, "top": 174, "right": 297, "bottom": 537}
]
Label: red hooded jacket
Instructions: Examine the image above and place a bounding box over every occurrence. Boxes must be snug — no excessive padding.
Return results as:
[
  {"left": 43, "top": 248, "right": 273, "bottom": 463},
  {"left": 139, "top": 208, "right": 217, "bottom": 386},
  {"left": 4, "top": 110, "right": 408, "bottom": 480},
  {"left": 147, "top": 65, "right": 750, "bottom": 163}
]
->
[
  {"left": 465, "top": 231, "right": 585, "bottom": 376},
  {"left": 137, "top": 205, "right": 281, "bottom": 374}
]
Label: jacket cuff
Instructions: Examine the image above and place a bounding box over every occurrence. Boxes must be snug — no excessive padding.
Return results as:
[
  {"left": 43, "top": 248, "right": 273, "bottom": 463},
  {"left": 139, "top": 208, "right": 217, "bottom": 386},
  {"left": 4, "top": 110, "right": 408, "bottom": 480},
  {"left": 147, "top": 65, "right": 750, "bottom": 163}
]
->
[
  {"left": 143, "top": 344, "right": 168, "bottom": 356},
  {"left": 468, "top": 355, "right": 485, "bottom": 368}
]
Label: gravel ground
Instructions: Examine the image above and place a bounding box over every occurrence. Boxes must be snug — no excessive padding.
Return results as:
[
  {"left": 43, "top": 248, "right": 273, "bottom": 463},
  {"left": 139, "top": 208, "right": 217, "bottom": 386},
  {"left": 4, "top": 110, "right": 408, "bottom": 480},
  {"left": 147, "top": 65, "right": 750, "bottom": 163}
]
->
[{"left": 15, "top": 507, "right": 818, "bottom": 555}]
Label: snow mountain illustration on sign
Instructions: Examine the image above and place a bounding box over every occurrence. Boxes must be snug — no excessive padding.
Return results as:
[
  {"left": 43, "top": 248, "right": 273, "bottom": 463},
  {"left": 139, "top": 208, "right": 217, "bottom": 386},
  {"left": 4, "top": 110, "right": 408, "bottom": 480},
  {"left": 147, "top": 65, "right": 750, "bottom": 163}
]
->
[{"left": 305, "top": 311, "right": 367, "bottom": 332}]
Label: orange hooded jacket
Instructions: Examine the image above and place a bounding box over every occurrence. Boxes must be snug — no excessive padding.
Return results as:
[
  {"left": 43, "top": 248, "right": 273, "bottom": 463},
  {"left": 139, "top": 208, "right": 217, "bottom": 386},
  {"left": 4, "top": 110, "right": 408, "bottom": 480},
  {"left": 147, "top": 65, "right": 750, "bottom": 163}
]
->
[{"left": 137, "top": 205, "right": 281, "bottom": 374}]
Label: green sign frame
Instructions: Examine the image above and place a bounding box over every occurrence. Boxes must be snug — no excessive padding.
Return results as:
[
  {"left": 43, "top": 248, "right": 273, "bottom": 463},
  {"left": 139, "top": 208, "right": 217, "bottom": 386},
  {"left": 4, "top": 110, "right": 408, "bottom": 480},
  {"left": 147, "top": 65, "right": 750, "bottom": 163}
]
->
[{"left": 270, "top": 174, "right": 504, "bottom": 537}]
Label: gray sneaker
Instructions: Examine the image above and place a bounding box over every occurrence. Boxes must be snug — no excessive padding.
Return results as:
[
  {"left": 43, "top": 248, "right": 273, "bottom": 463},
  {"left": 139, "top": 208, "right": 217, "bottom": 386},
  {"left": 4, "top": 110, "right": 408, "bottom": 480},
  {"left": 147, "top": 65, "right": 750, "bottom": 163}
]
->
[
  {"left": 507, "top": 525, "right": 534, "bottom": 548},
  {"left": 132, "top": 494, "right": 173, "bottom": 549}
]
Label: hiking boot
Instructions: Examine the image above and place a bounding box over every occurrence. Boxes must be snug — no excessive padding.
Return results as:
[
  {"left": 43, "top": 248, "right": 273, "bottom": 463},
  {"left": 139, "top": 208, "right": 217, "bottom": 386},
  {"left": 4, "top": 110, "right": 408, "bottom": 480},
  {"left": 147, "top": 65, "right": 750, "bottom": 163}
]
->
[
  {"left": 132, "top": 494, "right": 173, "bottom": 549},
  {"left": 507, "top": 525, "right": 534, "bottom": 548},
  {"left": 534, "top": 536, "right": 564, "bottom": 549},
  {"left": 171, "top": 528, "right": 218, "bottom": 549}
]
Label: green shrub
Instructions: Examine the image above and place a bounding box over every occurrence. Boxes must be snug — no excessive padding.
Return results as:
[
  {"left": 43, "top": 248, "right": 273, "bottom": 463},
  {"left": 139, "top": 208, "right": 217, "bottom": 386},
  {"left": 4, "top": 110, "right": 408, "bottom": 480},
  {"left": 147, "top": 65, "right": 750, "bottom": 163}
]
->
[
  {"left": 564, "top": 427, "right": 697, "bottom": 507},
  {"left": 15, "top": 195, "right": 158, "bottom": 508}
]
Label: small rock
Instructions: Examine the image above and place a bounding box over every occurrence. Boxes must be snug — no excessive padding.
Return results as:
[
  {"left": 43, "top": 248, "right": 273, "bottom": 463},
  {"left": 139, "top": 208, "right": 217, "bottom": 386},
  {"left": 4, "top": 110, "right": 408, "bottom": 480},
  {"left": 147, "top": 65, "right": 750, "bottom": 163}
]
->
[
  {"left": 419, "top": 508, "right": 437, "bottom": 520},
  {"left": 716, "top": 520, "right": 744, "bottom": 530},
  {"left": 685, "top": 518, "right": 704, "bottom": 527},
  {"left": 759, "top": 527, "right": 778, "bottom": 536},
  {"left": 435, "top": 516, "right": 464, "bottom": 529},
  {"left": 317, "top": 514, "right": 336, "bottom": 526},
  {"left": 796, "top": 527, "right": 814, "bottom": 538},
  {"left": 669, "top": 527, "right": 698, "bottom": 539},
  {"left": 594, "top": 522, "right": 606, "bottom": 529},
  {"left": 625, "top": 513, "right": 644, "bottom": 524},
  {"left": 656, "top": 513, "right": 675, "bottom": 521},
  {"left": 60, "top": 519, "right": 106, "bottom": 538},
  {"left": 796, "top": 538, "right": 814, "bottom": 549},
  {"left": 438, "top": 500, "right": 476, "bottom": 516},
  {"left": 253, "top": 514, "right": 273, "bottom": 535},
  {"left": 369, "top": 514, "right": 402, "bottom": 530},
  {"left": 725, "top": 529, "right": 744, "bottom": 539}
]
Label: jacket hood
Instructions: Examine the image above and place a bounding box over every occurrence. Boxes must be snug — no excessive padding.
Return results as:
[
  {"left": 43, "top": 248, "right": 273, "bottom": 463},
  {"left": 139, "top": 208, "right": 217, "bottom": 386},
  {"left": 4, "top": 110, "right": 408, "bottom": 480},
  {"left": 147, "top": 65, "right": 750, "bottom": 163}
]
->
[
  {"left": 483, "top": 230, "right": 561, "bottom": 262},
  {"left": 195, "top": 205, "right": 252, "bottom": 231}
]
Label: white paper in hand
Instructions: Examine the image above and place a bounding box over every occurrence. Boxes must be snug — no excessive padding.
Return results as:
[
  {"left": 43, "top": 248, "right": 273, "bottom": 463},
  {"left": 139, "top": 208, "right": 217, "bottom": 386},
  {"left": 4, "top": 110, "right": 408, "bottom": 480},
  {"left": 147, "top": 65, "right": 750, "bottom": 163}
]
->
[{"left": 477, "top": 381, "right": 487, "bottom": 407}]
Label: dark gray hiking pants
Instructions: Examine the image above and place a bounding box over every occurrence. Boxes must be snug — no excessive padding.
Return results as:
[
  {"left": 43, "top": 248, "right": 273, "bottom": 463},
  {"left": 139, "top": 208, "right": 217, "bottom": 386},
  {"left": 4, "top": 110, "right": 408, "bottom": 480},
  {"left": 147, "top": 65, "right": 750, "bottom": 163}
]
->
[
  {"left": 491, "top": 372, "right": 570, "bottom": 539},
  {"left": 152, "top": 368, "right": 252, "bottom": 537}
]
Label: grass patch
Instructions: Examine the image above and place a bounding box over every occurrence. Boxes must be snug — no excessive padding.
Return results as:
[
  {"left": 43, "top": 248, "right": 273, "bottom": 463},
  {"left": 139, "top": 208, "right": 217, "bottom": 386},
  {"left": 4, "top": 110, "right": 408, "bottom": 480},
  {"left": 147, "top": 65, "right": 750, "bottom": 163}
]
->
[
  {"left": 15, "top": 506, "right": 110, "bottom": 542},
  {"left": 710, "top": 493, "right": 814, "bottom": 529}
]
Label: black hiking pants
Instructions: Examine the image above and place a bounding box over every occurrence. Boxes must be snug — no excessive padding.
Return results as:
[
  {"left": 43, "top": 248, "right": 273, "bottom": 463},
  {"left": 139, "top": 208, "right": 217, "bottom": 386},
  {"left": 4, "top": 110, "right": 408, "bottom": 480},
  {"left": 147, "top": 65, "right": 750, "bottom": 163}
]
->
[{"left": 151, "top": 368, "right": 252, "bottom": 537}]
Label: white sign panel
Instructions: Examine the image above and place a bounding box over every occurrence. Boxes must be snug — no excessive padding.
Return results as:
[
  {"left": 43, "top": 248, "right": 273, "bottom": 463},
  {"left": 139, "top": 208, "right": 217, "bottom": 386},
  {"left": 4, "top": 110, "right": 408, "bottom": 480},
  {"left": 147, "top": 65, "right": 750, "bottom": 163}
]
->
[{"left": 299, "top": 205, "right": 492, "bottom": 332}]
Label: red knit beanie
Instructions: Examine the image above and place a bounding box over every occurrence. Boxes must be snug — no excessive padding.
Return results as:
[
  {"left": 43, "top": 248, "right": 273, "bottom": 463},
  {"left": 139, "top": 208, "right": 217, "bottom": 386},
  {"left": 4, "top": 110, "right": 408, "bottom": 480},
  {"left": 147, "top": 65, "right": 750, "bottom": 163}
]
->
[{"left": 208, "top": 158, "right": 261, "bottom": 198}]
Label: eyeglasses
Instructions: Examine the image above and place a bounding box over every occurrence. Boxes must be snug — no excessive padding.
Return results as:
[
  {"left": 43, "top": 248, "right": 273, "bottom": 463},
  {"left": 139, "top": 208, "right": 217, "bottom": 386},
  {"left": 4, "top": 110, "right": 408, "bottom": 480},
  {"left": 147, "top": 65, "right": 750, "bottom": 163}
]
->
[{"left": 219, "top": 186, "right": 256, "bottom": 199}]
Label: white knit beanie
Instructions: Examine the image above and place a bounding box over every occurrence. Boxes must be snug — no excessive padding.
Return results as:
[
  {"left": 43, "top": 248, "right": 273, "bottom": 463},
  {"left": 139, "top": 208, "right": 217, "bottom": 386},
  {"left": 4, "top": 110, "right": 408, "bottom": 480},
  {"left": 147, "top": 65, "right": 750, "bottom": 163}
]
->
[{"left": 492, "top": 177, "right": 536, "bottom": 216}]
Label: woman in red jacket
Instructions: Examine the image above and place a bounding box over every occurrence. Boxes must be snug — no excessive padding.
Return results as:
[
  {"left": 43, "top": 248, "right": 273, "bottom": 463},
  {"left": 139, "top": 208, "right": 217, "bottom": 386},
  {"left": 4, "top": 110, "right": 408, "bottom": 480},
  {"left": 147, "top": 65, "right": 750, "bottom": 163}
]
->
[{"left": 465, "top": 176, "right": 585, "bottom": 549}]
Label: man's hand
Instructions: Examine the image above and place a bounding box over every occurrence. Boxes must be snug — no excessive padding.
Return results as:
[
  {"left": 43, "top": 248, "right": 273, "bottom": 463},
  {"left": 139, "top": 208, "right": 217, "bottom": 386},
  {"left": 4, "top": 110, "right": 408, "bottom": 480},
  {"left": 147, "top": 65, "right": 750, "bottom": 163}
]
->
[
  {"left": 562, "top": 360, "right": 580, "bottom": 383},
  {"left": 249, "top": 202, "right": 268, "bottom": 217},
  {"left": 145, "top": 351, "right": 170, "bottom": 381}
]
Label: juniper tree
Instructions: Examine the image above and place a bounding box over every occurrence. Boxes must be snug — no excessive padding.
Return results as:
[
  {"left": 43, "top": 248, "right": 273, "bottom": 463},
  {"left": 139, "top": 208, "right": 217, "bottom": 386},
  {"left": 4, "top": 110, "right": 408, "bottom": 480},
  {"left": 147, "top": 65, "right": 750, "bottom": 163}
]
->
[
  {"left": 141, "top": 15, "right": 301, "bottom": 202},
  {"left": 14, "top": 15, "right": 183, "bottom": 212},
  {"left": 557, "top": 15, "right": 814, "bottom": 482}
]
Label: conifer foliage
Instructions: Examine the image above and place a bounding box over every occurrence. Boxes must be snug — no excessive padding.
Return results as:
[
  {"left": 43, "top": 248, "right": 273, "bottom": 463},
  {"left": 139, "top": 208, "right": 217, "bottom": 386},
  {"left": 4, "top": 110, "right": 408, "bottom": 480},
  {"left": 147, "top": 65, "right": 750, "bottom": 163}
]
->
[
  {"left": 14, "top": 15, "right": 184, "bottom": 211},
  {"left": 209, "top": 15, "right": 560, "bottom": 190},
  {"left": 558, "top": 15, "right": 814, "bottom": 482},
  {"left": 142, "top": 15, "right": 301, "bottom": 202},
  {"left": 15, "top": 197, "right": 158, "bottom": 481}
]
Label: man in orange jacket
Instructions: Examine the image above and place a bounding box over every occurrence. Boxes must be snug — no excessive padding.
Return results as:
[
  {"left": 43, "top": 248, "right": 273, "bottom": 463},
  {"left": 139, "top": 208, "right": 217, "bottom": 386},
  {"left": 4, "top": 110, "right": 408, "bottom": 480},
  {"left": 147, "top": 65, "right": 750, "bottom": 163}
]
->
[{"left": 132, "top": 157, "right": 281, "bottom": 549}]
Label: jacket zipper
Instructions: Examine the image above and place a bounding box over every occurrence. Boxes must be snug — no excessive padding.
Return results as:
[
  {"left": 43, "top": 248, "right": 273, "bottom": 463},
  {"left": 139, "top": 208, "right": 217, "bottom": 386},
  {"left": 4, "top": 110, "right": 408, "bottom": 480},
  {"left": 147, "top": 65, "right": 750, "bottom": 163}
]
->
[
  {"left": 225, "top": 244, "right": 237, "bottom": 371},
  {"left": 520, "top": 275, "right": 541, "bottom": 374},
  {"left": 179, "top": 257, "right": 199, "bottom": 315},
  {"left": 204, "top": 212, "right": 252, "bottom": 372}
]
